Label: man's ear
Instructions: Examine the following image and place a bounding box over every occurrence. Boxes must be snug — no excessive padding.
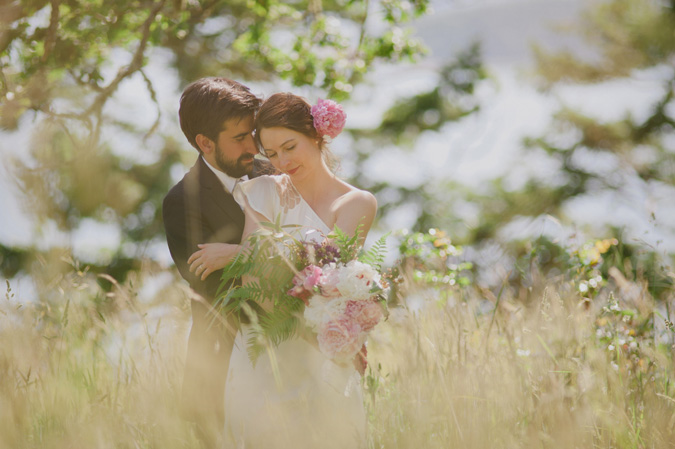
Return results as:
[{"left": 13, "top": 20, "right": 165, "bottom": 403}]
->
[{"left": 195, "top": 134, "right": 214, "bottom": 154}]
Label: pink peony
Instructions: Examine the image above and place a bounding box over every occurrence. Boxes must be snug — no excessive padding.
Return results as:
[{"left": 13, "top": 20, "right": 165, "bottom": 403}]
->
[
  {"left": 344, "top": 300, "right": 384, "bottom": 332},
  {"left": 311, "top": 98, "right": 347, "bottom": 139},
  {"left": 318, "top": 264, "right": 341, "bottom": 297},
  {"left": 297, "top": 265, "right": 323, "bottom": 290},
  {"left": 317, "top": 317, "right": 364, "bottom": 362},
  {"left": 288, "top": 265, "right": 323, "bottom": 304}
]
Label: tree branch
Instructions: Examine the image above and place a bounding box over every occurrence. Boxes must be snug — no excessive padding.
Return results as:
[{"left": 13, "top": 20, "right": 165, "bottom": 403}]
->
[
  {"left": 0, "top": 2, "right": 27, "bottom": 55},
  {"left": 349, "top": 0, "right": 370, "bottom": 85},
  {"left": 140, "top": 68, "right": 161, "bottom": 140},
  {"left": 355, "top": 0, "right": 369, "bottom": 55},
  {"left": 42, "top": 0, "right": 61, "bottom": 63},
  {"left": 84, "top": 0, "right": 167, "bottom": 130}
]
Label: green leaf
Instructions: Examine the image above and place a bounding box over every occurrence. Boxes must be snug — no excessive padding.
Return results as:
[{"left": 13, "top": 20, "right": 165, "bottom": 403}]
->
[{"left": 359, "top": 232, "right": 389, "bottom": 270}]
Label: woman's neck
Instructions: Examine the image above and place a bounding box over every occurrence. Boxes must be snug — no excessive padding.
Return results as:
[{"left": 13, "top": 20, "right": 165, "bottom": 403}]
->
[{"left": 291, "top": 160, "right": 336, "bottom": 206}]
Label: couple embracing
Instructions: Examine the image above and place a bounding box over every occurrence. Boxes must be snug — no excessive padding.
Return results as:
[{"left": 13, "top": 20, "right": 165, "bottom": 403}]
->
[{"left": 162, "top": 77, "right": 377, "bottom": 448}]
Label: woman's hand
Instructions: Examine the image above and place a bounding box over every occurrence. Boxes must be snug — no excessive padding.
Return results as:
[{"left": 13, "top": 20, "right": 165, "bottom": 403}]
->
[
  {"left": 353, "top": 344, "right": 367, "bottom": 376},
  {"left": 188, "top": 243, "right": 240, "bottom": 281}
]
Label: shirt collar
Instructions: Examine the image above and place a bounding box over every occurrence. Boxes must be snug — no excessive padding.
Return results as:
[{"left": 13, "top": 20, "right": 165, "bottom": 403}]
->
[{"left": 201, "top": 156, "right": 248, "bottom": 193}]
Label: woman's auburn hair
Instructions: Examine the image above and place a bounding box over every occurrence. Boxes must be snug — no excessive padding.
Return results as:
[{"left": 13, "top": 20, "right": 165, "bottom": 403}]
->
[
  {"left": 254, "top": 92, "right": 339, "bottom": 171},
  {"left": 254, "top": 93, "right": 319, "bottom": 150}
]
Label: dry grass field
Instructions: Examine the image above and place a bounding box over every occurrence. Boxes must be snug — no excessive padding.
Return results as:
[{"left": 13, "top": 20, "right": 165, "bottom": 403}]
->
[{"left": 1, "top": 237, "right": 674, "bottom": 449}]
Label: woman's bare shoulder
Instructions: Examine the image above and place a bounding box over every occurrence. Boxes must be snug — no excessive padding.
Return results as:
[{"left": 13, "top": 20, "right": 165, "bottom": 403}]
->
[{"left": 333, "top": 185, "right": 377, "bottom": 218}]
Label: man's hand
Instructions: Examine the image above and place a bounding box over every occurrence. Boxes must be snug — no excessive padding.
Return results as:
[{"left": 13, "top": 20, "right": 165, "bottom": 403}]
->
[{"left": 188, "top": 243, "right": 240, "bottom": 281}]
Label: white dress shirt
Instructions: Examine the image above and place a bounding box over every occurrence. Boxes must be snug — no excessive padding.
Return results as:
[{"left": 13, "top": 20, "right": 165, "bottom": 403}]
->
[{"left": 202, "top": 156, "right": 248, "bottom": 194}]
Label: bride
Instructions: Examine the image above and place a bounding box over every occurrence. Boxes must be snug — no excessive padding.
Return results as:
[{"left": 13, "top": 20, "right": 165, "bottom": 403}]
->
[{"left": 189, "top": 92, "right": 376, "bottom": 448}]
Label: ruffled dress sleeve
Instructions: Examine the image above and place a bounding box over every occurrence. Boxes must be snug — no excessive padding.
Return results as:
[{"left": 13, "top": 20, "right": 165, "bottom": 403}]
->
[{"left": 233, "top": 175, "right": 279, "bottom": 221}]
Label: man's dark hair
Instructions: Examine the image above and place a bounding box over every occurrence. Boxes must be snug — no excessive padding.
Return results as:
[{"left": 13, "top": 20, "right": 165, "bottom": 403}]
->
[{"left": 179, "top": 77, "right": 261, "bottom": 152}]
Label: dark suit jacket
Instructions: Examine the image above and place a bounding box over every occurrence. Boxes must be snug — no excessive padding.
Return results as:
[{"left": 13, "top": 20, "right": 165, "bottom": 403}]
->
[{"left": 162, "top": 156, "right": 269, "bottom": 426}]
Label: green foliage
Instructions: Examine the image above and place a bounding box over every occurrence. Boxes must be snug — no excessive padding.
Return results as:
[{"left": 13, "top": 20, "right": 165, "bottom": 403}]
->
[
  {"left": 244, "top": 297, "right": 305, "bottom": 363},
  {"left": 533, "top": 0, "right": 675, "bottom": 85},
  {"left": 1, "top": 0, "right": 429, "bottom": 129},
  {"left": 217, "top": 224, "right": 299, "bottom": 313},
  {"left": 358, "top": 232, "right": 389, "bottom": 271},
  {"left": 523, "top": 0, "right": 675, "bottom": 235},
  {"left": 0, "top": 0, "right": 430, "bottom": 280},
  {"left": 343, "top": 43, "right": 488, "bottom": 243},
  {"left": 215, "top": 221, "right": 389, "bottom": 363},
  {"left": 343, "top": 0, "right": 675, "bottom": 269},
  {"left": 412, "top": 0, "right": 675, "bottom": 269},
  {"left": 376, "top": 43, "right": 486, "bottom": 143},
  {"left": 329, "top": 224, "right": 361, "bottom": 263},
  {"left": 360, "top": 225, "right": 675, "bottom": 448},
  {"left": 0, "top": 244, "right": 31, "bottom": 278},
  {"left": 395, "top": 228, "right": 472, "bottom": 290},
  {"left": 1, "top": 227, "right": 674, "bottom": 447}
]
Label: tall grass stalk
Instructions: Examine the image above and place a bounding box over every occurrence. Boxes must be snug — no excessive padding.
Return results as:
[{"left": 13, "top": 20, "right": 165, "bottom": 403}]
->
[
  {"left": 366, "top": 283, "right": 675, "bottom": 448},
  {"left": 0, "top": 258, "right": 196, "bottom": 448},
  {"left": 1, "top": 248, "right": 674, "bottom": 448}
]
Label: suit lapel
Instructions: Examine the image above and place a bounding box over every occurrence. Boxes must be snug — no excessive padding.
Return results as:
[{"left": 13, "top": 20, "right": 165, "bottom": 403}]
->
[{"left": 197, "top": 158, "right": 245, "bottom": 231}]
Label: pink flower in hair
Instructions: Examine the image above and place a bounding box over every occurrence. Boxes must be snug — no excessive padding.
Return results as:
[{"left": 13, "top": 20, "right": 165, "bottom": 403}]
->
[{"left": 311, "top": 98, "right": 347, "bottom": 139}]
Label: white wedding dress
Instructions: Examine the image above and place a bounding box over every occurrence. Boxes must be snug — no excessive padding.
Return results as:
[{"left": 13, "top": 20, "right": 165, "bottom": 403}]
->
[{"left": 224, "top": 174, "right": 366, "bottom": 449}]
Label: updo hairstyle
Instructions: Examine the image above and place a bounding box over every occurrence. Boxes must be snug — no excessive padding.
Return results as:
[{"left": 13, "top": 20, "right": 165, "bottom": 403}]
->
[{"left": 254, "top": 92, "right": 338, "bottom": 170}]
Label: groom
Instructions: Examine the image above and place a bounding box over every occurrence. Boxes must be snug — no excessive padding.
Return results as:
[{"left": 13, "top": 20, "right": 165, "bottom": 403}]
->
[{"left": 162, "top": 77, "right": 265, "bottom": 446}]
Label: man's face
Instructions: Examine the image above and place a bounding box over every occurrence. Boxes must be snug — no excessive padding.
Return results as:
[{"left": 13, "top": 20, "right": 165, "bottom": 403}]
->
[{"left": 212, "top": 115, "right": 257, "bottom": 178}]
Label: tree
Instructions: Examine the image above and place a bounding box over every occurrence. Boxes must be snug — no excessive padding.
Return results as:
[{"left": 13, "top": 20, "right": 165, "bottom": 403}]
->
[
  {"left": 462, "top": 0, "right": 674, "bottom": 296},
  {"left": 338, "top": 0, "right": 673, "bottom": 298},
  {"left": 376, "top": 0, "right": 674, "bottom": 245},
  {"left": 0, "top": 0, "right": 430, "bottom": 282},
  {"left": 348, "top": 42, "right": 488, "bottom": 233}
]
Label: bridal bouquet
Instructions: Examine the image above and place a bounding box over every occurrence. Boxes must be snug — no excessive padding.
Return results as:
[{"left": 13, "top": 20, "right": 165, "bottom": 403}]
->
[
  {"left": 289, "top": 246, "right": 387, "bottom": 363},
  {"left": 216, "top": 223, "right": 388, "bottom": 365}
]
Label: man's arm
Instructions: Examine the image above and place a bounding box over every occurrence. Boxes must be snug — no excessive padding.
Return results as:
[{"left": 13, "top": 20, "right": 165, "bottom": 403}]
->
[{"left": 163, "top": 188, "right": 225, "bottom": 302}]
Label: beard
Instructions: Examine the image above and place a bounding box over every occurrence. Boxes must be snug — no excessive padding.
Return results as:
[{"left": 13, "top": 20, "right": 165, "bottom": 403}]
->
[{"left": 214, "top": 145, "right": 255, "bottom": 178}]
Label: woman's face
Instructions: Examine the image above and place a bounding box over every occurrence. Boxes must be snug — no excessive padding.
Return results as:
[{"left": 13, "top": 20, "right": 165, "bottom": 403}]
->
[{"left": 259, "top": 127, "right": 322, "bottom": 179}]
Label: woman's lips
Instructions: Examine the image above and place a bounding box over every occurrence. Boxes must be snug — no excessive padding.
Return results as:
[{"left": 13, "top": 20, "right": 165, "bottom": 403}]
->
[{"left": 287, "top": 167, "right": 299, "bottom": 175}]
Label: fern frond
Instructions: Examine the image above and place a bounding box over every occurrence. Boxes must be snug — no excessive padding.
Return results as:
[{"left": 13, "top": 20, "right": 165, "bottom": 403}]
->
[
  {"left": 259, "top": 298, "right": 303, "bottom": 345},
  {"left": 359, "top": 232, "right": 390, "bottom": 270},
  {"left": 246, "top": 329, "right": 267, "bottom": 366},
  {"left": 330, "top": 224, "right": 361, "bottom": 262}
]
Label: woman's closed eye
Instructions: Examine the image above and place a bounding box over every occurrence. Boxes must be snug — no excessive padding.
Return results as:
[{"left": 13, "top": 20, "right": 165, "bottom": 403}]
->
[{"left": 266, "top": 145, "right": 294, "bottom": 158}]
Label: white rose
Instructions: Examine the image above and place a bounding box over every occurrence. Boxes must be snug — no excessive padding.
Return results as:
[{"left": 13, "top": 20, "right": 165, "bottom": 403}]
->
[
  {"left": 336, "top": 260, "right": 381, "bottom": 301},
  {"left": 303, "top": 295, "right": 349, "bottom": 331}
]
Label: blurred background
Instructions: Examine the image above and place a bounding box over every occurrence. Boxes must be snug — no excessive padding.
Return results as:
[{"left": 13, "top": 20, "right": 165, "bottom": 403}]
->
[
  {"left": 1, "top": 0, "right": 673, "bottom": 303},
  {"left": 1, "top": 1, "right": 674, "bottom": 447}
]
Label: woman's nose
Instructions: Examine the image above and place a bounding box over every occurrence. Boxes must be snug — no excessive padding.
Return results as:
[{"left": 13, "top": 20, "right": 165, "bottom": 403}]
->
[{"left": 278, "top": 153, "right": 290, "bottom": 168}]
